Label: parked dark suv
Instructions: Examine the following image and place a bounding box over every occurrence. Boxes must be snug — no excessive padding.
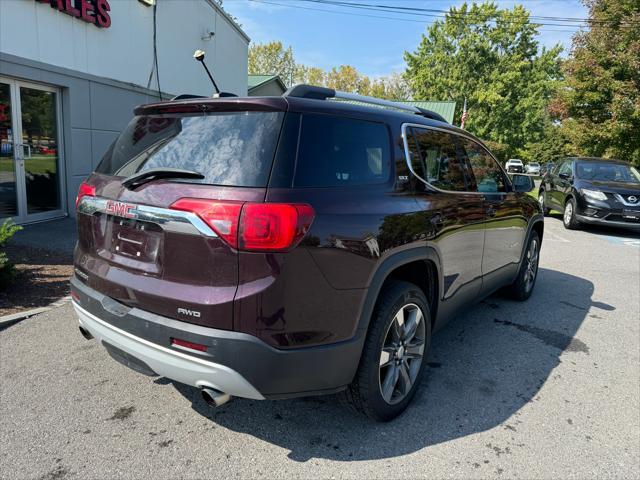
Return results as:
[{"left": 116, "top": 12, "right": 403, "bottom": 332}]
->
[
  {"left": 539, "top": 157, "right": 640, "bottom": 230},
  {"left": 71, "top": 85, "right": 543, "bottom": 421}
]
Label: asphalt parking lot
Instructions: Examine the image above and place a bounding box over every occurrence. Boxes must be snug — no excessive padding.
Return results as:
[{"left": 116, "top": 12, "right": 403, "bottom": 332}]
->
[{"left": 1, "top": 216, "right": 639, "bottom": 479}]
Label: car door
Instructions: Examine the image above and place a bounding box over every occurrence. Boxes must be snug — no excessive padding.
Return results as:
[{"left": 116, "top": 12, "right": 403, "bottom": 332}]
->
[
  {"left": 404, "top": 126, "right": 484, "bottom": 309},
  {"left": 458, "top": 137, "right": 528, "bottom": 294},
  {"left": 549, "top": 160, "right": 572, "bottom": 210}
]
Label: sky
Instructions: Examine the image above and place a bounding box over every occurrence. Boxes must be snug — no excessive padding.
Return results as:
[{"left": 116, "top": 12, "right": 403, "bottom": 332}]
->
[{"left": 223, "top": 0, "right": 589, "bottom": 78}]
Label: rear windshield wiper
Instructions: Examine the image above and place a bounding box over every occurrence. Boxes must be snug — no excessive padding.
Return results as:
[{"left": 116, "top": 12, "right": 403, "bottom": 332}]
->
[{"left": 122, "top": 168, "right": 205, "bottom": 190}]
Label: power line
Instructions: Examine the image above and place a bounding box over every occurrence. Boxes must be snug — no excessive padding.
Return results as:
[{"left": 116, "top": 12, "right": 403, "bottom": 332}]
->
[
  {"left": 306, "top": 0, "right": 640, "bottom": 28},
  {"left": 246, "top": 0, "right": 590, "bottom": 32},
  {"left": 302, "top": 0, "right": 639, "bottom": 27}
]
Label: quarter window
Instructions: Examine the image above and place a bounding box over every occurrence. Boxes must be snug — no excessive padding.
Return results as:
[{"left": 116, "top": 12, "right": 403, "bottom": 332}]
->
[
  {"left": 406, "top": 127, "right": 470, "bottom": 192},
  {"left": 460, "top": 138, "right": 507, "bottom": 193}
]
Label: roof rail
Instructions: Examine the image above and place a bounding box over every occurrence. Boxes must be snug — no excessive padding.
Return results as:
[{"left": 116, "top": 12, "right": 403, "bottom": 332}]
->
[
  {"left": 283, "top": 84, "right": 448, "bottom": 122},
  {"left": 415, "top": 107, "right": 447, "bottom": 123}
]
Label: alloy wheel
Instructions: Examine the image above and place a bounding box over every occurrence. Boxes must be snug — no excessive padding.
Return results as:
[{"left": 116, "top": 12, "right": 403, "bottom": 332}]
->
[
  {"left": 523, "top": 238, "right": 539, "bottom": 292},
  {"left": 564, "top": 202, "right": 573, "bottom": 225},
  {"left": 379, "top": 303, "right": 426, "bottom": 405}
]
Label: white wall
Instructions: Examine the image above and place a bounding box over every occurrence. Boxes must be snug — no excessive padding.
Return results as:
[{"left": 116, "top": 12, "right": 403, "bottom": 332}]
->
[{"left": 0, "top": 0, "right": 249, "bottom": 96}]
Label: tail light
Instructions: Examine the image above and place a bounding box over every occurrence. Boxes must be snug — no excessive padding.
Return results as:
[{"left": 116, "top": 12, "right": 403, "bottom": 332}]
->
[
  {"left": 76, "top": 181, "right": 96, "bottom": 208},
  {"left": 170, "top": 199, "right": 315, "bottom": 252},
  {"left": 170, "top": 199, "right": 243, "bottom": 247}
]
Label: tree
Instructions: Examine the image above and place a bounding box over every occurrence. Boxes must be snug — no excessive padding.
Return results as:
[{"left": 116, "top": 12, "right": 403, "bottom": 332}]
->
[
  {"left": 404, "top": 2, "right": 563, "bottom": 160},
  {"left": 326, "top": 65, "right": 362, "bottom": 92},
  {"left": 294, "top": 65, "right": 326, "bottom": 87},
  {"left": 249, "top": 41, "right": 410, "bottom": 102},
  {"left": 248, "top": 41, "right": 296, "bottom": 86},
  {"left": 557, "top": 0, "right": 640, "bottom": 165}
]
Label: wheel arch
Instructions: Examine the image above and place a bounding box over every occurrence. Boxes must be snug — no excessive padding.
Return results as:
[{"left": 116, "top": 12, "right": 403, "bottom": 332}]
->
[{"left": 355, "top": 247, "right": 442, "bottom": 336}]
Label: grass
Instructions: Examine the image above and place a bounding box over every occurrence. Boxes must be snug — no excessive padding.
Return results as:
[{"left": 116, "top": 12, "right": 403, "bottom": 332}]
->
[
  {"left": 0, "top": 156, "right": 58, "bottom": 175},
  {"left": 527, "top": 187, "right": 539, "bottom": 200}
]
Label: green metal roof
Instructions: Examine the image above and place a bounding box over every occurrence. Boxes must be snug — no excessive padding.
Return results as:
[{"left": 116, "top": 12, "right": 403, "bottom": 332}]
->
[
  {"left": 401, "top": 101, "right": 457, "bottom": 124},
  {"left": 324, "top": 98, "right": 457, "bottom": 124},
  {"left": 248, "top": 75, "right": 286, "bottom": 92}
]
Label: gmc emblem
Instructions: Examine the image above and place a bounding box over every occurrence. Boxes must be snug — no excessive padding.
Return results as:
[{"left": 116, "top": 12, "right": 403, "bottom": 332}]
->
[{"left": 106, "top": 201, "right": 135, "bottom": 218}]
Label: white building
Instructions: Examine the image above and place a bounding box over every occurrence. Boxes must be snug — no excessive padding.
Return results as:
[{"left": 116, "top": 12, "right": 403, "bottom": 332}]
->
[{"left": 0, "top": 0, "right": 249, "bottom": 222}]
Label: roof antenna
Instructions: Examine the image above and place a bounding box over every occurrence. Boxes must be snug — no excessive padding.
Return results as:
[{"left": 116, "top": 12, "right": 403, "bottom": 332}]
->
[{"left": 193, "top": 50, "right": 237, "bottom": 98}]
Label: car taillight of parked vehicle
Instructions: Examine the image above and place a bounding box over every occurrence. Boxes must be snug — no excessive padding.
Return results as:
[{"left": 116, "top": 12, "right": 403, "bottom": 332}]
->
[
  {"left": 76, "top": 181, "right": 96, "bottom": 208},
  {"left": 170, "top": 199, "right": 315, "bottom": 252}
]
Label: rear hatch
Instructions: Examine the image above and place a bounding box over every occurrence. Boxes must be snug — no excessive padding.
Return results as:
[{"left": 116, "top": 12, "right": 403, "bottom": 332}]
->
[{"left": 74, "top": 98, "right": 287, "bottom": 330}]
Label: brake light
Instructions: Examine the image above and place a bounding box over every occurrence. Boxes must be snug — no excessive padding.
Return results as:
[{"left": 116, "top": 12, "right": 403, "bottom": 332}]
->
[
  {"left": 239, "top": 203, "right": 315, "bottom": 251},
  {"left": 169, "top": 199, "right": 315, "bottom": 252},
  {"left": 76, "top": 181, "right": 95, "bottom": 208}
]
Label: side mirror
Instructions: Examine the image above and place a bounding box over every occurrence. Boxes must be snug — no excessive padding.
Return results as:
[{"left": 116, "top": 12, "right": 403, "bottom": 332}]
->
[
  {"left": 558, "top": 172, "right": 571, "bottom": 180},
  {"left": 511, "top": 174, "right": 534, "bottom": 193}
]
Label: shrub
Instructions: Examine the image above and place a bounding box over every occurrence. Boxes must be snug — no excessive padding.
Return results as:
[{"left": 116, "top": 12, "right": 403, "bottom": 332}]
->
[{"left": 0, "top": 219, "right": 22, "bottom": 289}]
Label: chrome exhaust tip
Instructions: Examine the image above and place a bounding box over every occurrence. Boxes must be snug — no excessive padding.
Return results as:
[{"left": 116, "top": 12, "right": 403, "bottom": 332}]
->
[
  {"left": 78, "top": 326, "right": 93, "bottom": 340},
  {"left": 201, "top": 387, "right": 232, "bottom": 407}
]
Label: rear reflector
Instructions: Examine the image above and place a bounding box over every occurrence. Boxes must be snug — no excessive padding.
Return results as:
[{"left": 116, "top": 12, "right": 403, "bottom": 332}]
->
[
  {"left": 76, "top": 181, "right": 96, "bottom": 209},
  {"left": 171, "top": 338, "right": 207, "bottom": 352},
  {"left": 170, "top": 199, "right": 315, "bottom": 252}
]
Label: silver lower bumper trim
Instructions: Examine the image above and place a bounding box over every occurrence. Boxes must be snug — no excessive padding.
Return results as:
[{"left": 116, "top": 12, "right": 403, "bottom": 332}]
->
[
  {"left": 576, "top": 214, "right": 640, "bottom": 229},
  {"left": 73, "top": 302, "right": 264, "bottom": 400}
]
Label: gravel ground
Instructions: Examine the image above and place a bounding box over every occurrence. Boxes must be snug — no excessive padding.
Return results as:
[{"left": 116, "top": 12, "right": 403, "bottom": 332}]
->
[
  {"left": 0, "top": 245, "right": 73, "bottom": 316},
  {"left": 1, "top": 216, "right": 639, "bottom": 479}
]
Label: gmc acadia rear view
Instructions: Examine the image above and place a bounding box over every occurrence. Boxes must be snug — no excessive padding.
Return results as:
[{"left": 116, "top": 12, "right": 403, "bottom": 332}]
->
[{"left": 71, "top": 85, "right": 543, "bottom": 421}]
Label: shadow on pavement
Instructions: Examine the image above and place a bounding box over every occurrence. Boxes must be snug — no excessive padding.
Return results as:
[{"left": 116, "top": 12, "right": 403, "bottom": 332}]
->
[{"left": 169, "top": 268, "right": 609, "bottom": 462}]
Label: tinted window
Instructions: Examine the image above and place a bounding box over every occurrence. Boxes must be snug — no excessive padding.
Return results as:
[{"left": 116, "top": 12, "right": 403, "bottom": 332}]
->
[
  {"left": 294, "top": 114, "right": 390, "bottom": 187},
  {"left": 575, "top": 162, "right": 640, "bottom": 184},
  {"left": 407, "top": 127, "right": 470, "bottom": 192},
  {"left": 97, "top": 111, "right": 284, "bottom": 187},
  {"left": 460, "top": 138, "right": 506, "bottom": 193}
]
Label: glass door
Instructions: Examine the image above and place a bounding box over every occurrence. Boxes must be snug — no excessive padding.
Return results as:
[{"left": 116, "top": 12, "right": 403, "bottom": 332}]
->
[
  {"left": 0, "top": 77, "right": 65, "bottom": 223},
  {"left": 0, "top": 81, "right": 18, "bottom": 219}
]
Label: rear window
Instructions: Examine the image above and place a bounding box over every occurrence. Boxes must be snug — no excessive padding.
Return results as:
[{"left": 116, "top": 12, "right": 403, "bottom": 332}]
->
[
  {"left": 294, "top": 114, "right": 390, "bottom": 187},
  {"left": 96, "top": 111, "right": 284, "bottom": 187}
]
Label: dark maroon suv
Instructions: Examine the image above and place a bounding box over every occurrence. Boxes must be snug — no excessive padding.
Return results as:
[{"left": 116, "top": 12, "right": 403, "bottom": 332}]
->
[{"left": 71, "top": 85, "right": 543, "bottom": 421}]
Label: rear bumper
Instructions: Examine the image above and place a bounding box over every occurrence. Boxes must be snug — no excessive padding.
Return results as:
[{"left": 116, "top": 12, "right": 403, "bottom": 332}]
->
[
  {"left": 74, "top": 302, "right": 265, "bottom": 399},
  {"left": 71, "top": 276, "right": 364, "bottom": 399}
]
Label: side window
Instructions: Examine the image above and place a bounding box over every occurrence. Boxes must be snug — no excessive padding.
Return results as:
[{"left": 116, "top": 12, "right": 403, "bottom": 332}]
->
[
  {"left": 294, "top": 114, "right": 390, "bottom": 187},
  {"left": 558, "top": 162, "right": 572, "bottom": 176},
  {"left": 407, "top": 127, "right": 470, "bottom": 192},
  {"left": 460, "top": 138, "right": 507, "bottom": 193}
]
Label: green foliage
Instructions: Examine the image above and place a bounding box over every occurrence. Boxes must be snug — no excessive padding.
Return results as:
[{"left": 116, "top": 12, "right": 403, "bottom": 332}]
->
[
  {"left": 0, "top": 219, "right": 22, "bottom": 289},
  {"left": 248, "top": 41, "right": 297, "bottom": 86},
  {"left": 404, "top": 2, "right": 563, "bottom": 160},
  {"left": 555, "top": 0, "right": 640, "bottom": 165},
  {"left": 517, "top": 122, "right": 576, "bottom": 165},
  {"left": 249, "top": 41, "right": 410, "bottom": 99}
]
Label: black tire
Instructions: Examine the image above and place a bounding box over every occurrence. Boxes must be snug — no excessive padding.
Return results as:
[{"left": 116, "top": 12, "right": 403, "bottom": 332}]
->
[
  {"left": 563, "top": 197, "right": 580, "bottom": 230},
  {"left": 538, "top": 190, "right": 550, "bottom": 216},
  {"left": 339, "top": 280, "right": 432, "bottom": 422},
  {"left": 505, "top": 231, "right": 541, "bottom": 301}
]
